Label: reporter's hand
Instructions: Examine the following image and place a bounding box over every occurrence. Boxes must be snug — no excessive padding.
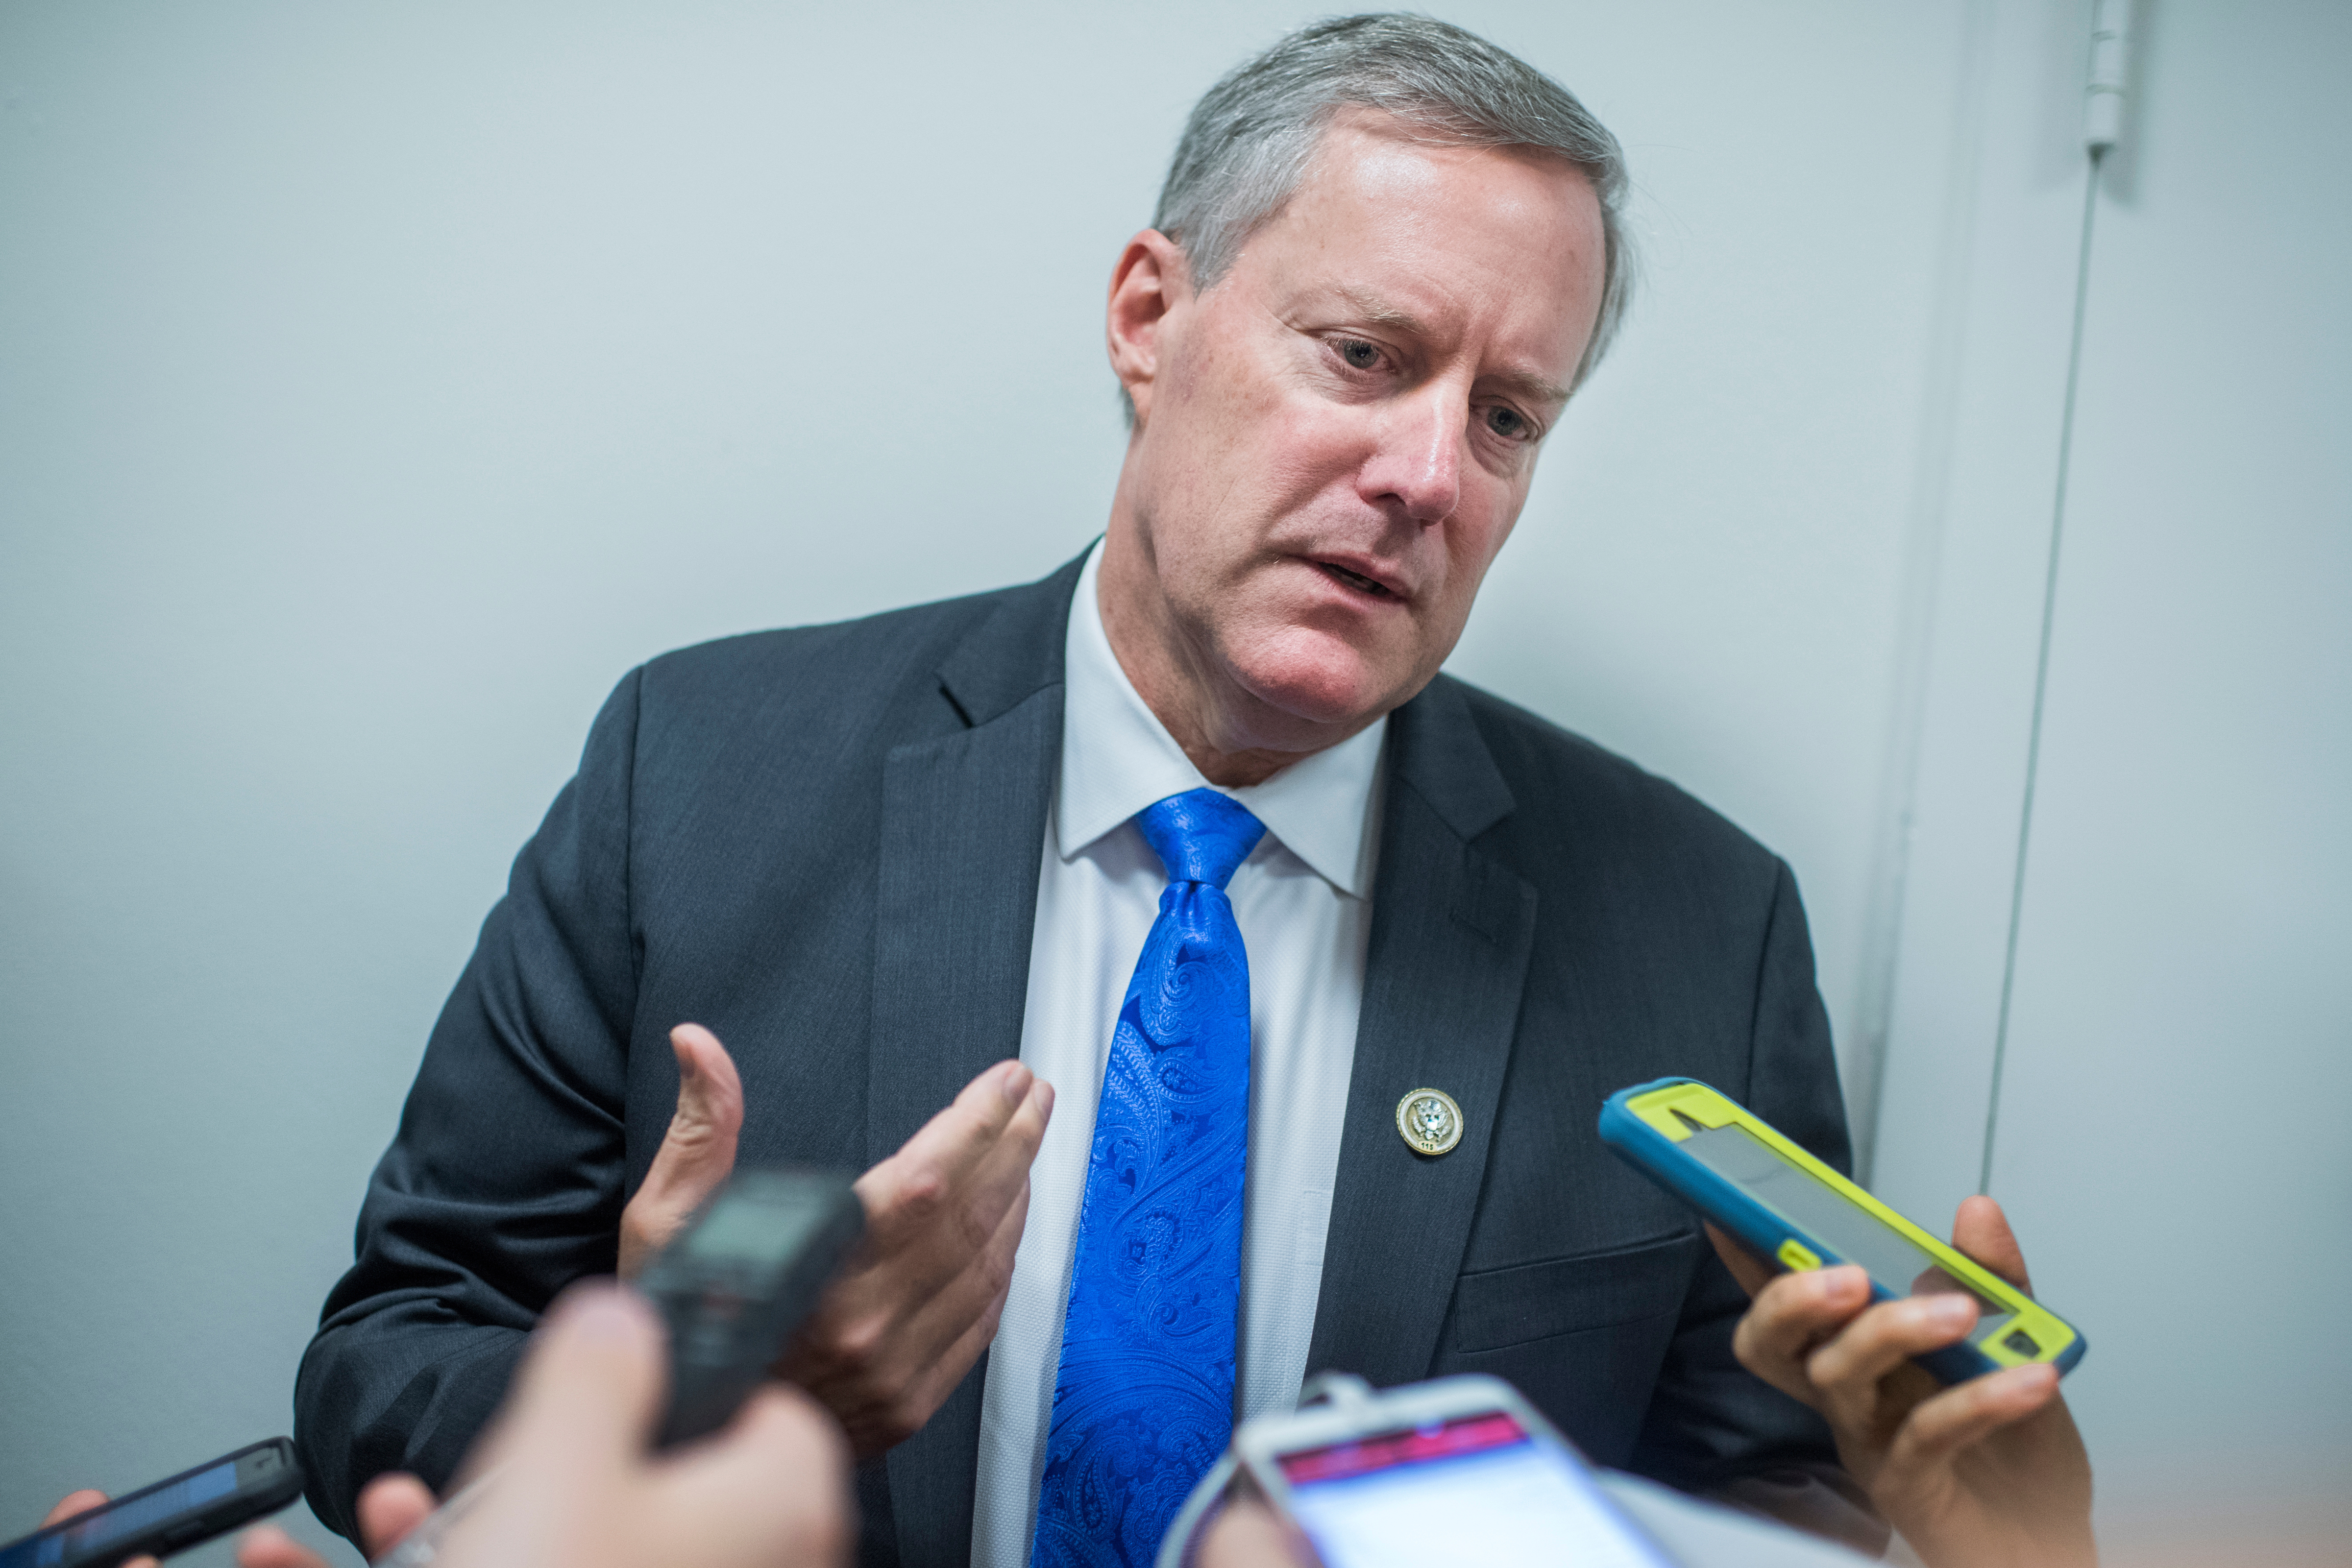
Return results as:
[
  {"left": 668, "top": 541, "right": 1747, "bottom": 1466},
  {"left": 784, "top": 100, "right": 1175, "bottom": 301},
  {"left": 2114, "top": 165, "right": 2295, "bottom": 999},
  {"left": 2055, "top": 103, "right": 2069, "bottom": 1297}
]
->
[
  {"left": 37, "top": 1492, "right": 157, "bottom": 1568},
  {"left": 244, "top": 1286, "right": 849, "bottom": 1568},
  {"left": 237, "top": 1474, "right": 435, "bottom": 1568},
  {"left": 1714, "top": 1196, "right": 2095, "bottom": 1568},
  {"left": 1199, "top": 1499, "right": 1321, "bottom": 1568},
  {"left": 618, "top": 1024, "right": 745, "bottom": 1280},
  {"left": 47, "top": 1474, "right": 435, "bottom": 1568},
  {"left": 780, "top": 1059, "right": 1055, "bottom": 1455}
]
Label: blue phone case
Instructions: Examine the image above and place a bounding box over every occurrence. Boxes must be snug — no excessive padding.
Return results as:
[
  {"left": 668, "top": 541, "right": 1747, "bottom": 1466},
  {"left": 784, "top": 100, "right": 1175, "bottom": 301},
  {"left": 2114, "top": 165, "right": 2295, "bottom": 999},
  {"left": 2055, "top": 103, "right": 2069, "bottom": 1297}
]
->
[{"left": 1598, "top": 1077, "right": 2086, "bottom": 1384}]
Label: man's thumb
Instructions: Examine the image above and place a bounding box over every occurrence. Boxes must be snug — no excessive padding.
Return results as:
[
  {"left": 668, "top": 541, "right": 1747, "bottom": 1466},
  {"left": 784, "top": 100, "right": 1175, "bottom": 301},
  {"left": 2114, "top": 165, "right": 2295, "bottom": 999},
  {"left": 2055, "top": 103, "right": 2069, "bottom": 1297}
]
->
[
  {"left": 660, "top": 1024, "right": 744, "bottom": 1168},
  {"left": 619, "top": 1024, "right": 744, "bottom": 1278}
]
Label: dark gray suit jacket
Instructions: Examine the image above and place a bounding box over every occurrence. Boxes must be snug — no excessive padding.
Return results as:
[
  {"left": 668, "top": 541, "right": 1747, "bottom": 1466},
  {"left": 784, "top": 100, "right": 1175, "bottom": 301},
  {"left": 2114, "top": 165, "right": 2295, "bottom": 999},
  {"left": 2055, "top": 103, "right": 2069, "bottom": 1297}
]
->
[{"left": 295, "top": 552, "right": 1854, "bottom": 1563}]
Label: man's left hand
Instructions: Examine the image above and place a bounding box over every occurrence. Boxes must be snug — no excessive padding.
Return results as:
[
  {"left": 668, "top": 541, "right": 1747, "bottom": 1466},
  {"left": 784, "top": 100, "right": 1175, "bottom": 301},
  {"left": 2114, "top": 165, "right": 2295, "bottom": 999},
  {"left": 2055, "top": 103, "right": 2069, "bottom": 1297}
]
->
[{"left": 1714, "top": 1195, "right": 2095, "bottom": 1568}]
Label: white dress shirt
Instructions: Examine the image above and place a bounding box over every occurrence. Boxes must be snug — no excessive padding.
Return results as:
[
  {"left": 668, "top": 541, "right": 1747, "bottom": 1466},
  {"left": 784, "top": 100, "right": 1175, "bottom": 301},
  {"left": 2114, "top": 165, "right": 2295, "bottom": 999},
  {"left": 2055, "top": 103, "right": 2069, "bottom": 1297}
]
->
[{"left": 969, "top": 540, "right": 1387, "bottom": 1568}]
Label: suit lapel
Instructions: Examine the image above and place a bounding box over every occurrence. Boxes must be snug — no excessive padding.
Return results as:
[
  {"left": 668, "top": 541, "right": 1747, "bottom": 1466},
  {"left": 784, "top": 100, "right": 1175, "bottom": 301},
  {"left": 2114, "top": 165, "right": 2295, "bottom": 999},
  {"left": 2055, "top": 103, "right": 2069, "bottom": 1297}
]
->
[
  {"left": 1305, "top": 675, "right": 1535, "bottom": 1389},
  {"left": 869, "top": 554, "right": 1081, "bottom": 1566}
]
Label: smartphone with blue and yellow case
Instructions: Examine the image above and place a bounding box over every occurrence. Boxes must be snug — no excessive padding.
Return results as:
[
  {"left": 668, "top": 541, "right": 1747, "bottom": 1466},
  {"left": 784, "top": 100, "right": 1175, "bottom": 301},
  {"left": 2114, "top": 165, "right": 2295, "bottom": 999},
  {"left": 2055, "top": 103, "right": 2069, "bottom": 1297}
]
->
[{"left": 1598, "top": 1077, "right": 2085, "bottom": 1384}]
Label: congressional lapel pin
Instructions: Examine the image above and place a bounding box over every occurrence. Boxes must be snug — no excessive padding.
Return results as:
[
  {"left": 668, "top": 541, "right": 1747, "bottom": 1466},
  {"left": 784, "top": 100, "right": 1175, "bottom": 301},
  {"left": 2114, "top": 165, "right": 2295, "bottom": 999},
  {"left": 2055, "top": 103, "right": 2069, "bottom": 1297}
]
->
[{"left": 1395, "top": 1087, "right": 1464, "bottom": 1157}]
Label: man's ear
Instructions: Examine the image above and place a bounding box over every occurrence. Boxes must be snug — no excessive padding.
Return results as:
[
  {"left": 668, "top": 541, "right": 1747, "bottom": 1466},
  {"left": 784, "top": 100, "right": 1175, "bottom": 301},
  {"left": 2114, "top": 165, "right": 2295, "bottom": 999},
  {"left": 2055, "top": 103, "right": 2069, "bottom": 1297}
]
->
[{"left": 1106, "top": 229, "right": 1189, "bottom": 428}]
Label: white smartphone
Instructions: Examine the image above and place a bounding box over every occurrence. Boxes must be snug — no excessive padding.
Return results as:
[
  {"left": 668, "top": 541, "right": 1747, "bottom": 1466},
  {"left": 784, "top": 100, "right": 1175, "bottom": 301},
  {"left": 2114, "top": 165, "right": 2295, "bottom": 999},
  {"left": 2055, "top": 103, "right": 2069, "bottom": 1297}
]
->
[{"left": 1232, "top": 1375, "right": 1681, "bottom": 1568}]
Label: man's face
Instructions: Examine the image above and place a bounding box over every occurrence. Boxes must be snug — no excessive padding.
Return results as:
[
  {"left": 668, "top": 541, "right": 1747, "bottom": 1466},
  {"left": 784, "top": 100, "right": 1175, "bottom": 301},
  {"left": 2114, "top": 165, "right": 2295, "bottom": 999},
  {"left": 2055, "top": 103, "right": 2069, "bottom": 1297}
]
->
[{"left": 1114, "top": 113, "right": 1607, "bottom": 747}]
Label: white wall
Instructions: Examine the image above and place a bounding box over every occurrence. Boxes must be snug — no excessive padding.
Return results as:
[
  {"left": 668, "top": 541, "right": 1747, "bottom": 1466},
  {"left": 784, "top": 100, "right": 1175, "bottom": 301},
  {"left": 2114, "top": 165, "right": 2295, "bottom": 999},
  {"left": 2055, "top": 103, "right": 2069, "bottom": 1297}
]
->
[
  {"left": 1872, "top": 1, "right": 2352, "bottom": 1559},
  {"left": 3, "top": 3, "right": 2341, "bottom": 1565}
]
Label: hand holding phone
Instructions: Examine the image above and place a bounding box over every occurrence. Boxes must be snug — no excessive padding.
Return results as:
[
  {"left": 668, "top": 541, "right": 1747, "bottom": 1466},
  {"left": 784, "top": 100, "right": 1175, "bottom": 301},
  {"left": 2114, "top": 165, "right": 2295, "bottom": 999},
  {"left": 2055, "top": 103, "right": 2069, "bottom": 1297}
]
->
[
  {"left": 1600, "top": 1079, "right": 2096, "bottom": 1568},
  {"left": 2, "top": 1442, "right": 303, "bottom": 1568},
  {"left": 360, "top": 1286, "right": 848, "bottom": 1568},
  {"left": 1232, "top": 1375, "right": 1681, "bottom": 1568},
  {"left": 1720, "top": 1196, "right": 2096, "bottom": 1568},
  {"left": 373, "top": 1165, "right": 864, "bottom": 1568},
  {"left": 1223, "top": 1375, "right": 1873, "bottom": 1568}
]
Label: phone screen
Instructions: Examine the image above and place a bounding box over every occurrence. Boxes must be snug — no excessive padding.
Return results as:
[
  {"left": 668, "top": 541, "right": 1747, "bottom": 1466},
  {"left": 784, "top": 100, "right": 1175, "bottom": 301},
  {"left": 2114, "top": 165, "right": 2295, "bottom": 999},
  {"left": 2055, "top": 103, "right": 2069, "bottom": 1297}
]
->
[
  {"left": 0, "top": 1460, "right": 238, "bottom": 1568},
  {"left": 1677, "top": 1121, "right": 2024, "bottom": 1350},
  {"left": 1274, "top": 1410, "right": 1674, "bottom": 1568}
]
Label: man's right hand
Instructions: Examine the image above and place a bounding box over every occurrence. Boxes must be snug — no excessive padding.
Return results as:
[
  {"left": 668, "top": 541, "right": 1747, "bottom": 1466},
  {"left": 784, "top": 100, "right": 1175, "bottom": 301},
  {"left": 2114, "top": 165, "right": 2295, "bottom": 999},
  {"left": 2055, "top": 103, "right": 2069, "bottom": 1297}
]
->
[{"left": 616, "top": 1023, "right": 1055, "bottom": 1458}]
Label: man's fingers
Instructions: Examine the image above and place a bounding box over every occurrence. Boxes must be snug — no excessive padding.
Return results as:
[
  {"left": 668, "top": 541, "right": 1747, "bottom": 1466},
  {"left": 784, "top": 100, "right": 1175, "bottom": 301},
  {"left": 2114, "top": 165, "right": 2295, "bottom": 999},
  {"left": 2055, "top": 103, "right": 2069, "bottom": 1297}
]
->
[
  {"left": 849, "top": 1102, "right": 1039, "bottom": 1381},
  {"left": 1730, "top": 1265, "right": 1872, "bottom": 1404},
  {"left": 888, "top": 1166, "right": 1030, "bottom": 1364},
  {"left": 355, "top": 1473, "right": 440, "bottom": 1558},
  {"left": 942, "top": 1075, "right": 1054, "bottom": 1242},
  {"left": 1705, "top": 1224, "right": 1776, "bottom": 1298},
  {"left": 788, "top": 1165, "right": 1033, "bottom": 1454},
  {"left": 884, "top": 1176, "right": 1031, "bottom": 1415},
  {"left": 1951, "top": 1195, "right": 2034, "bottom": 1293},
  {"left": 1887, "top": 1363, "right": 2059, "bottom": 1474},
  {"left": 786, "top": 1065, "right": 1049, "bottom": 1452},
  {"left": 853, "top": 1070, "right": 1049, "bottom": 1290},
  {"left": 619, "top": 1025, "right": 745, "bottom": 1279},
  {"left": 863, "top": 1062, "right": 1035, "bottom": 1221}
]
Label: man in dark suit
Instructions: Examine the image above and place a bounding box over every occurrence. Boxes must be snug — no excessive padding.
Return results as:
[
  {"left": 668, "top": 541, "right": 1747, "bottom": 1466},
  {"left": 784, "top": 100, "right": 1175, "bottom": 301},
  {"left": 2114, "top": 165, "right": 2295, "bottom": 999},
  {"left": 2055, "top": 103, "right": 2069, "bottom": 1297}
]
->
[{"left": 297, "top": 17, "right": 2092, "bottom": 1568}]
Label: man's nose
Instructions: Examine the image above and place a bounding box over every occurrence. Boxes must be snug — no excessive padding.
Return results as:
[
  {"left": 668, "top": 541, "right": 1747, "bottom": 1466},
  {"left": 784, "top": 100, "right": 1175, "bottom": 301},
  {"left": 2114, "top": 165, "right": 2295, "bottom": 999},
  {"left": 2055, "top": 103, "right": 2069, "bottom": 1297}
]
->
[{"left": 1357, "top": 385, "right": 1463, "bottom": 526}]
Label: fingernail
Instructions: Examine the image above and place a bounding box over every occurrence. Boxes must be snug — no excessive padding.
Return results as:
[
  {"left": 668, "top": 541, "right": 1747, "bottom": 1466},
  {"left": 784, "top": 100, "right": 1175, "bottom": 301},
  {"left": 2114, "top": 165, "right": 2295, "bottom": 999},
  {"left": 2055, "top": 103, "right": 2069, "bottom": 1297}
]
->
[
  {"left": 1926, "top": 1294, "right": 1976, "bottom": 1328},
  {"left": 1001, "top": 1062, "right": 1032, "bottom": 1104}
]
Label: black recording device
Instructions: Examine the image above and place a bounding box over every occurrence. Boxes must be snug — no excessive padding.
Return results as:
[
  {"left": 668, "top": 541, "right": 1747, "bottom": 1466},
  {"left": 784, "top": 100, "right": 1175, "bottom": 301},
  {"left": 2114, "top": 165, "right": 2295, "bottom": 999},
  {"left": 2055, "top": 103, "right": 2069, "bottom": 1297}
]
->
[
  {"left": 0, "top": 1439, "right": 304, "bottom": 1568},
  {"left": 639, "top": 1165, "right": 867, "bottom": 1448}
]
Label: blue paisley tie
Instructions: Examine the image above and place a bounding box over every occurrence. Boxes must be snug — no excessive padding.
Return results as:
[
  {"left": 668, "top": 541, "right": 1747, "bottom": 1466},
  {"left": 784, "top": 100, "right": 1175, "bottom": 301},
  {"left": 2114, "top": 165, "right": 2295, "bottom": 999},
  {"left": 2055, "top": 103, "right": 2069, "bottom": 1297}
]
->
[{"left": 1029, "top": 788, "right": 1266, "bottom": 1568}]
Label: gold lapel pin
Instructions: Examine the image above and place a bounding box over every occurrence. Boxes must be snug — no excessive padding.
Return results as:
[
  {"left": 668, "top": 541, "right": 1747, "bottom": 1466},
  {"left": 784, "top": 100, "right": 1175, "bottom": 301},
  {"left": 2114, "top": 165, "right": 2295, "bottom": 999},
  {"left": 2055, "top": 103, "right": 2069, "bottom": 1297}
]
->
[{"left": 1395, "top": 1087, "right": 1464, "bottom": 1157}]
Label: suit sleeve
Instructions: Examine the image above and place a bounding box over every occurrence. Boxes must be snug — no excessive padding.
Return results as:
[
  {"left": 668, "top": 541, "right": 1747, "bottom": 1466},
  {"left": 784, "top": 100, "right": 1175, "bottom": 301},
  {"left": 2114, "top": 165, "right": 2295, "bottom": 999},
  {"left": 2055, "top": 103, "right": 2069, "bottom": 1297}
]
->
[
  {"left": 1624, "top": 859, "right": 1890, "bottom": 1556},
  {"left": 293, "top": 670, "right": 644, "bottom": 1540}
]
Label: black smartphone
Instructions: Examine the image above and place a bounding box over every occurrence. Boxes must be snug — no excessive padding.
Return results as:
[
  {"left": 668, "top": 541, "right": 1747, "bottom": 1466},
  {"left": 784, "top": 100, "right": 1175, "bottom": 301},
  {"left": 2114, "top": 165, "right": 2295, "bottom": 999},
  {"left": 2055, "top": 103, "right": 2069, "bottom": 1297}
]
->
[
  {"left": 0, "top": 1439, "right": 304, "bottom": 1568},
  {"left": 637, "top": 1165, "right": 867, "bottom": 1448}
]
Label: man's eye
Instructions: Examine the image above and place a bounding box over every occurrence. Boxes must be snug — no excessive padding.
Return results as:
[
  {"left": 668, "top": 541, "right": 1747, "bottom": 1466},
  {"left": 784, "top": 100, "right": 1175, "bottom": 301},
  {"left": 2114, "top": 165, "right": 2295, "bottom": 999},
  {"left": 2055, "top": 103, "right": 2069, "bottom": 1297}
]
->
[
  {"left": 1337, "top": 339, "right": 1382, "bottom": 370},
  {"left": 1486, "top": 405, "right": 1534, "bottom": 441}
]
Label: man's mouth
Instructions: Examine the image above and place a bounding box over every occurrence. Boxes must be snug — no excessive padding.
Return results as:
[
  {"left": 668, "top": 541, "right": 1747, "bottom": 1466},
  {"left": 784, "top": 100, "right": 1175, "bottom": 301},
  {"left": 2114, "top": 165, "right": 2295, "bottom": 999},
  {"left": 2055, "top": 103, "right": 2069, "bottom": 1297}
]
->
[{"left": 1316, "top": 560, "right": 1400, "bottom": 600}]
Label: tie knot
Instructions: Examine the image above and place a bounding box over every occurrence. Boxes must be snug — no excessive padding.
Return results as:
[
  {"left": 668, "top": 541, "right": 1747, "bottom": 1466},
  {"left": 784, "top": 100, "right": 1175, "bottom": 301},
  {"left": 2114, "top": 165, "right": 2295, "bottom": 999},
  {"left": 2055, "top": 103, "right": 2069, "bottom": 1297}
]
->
[{"left": 1134, "top": 788, "right": 1265, "bottom": 890}]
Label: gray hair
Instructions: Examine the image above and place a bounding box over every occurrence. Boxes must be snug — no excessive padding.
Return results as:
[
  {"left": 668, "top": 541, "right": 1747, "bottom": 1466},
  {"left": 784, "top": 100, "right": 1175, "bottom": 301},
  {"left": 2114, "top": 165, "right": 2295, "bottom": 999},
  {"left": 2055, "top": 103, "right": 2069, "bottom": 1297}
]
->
[{"left": 1152, "top": 13, "right": 1634, "bottom": 392}]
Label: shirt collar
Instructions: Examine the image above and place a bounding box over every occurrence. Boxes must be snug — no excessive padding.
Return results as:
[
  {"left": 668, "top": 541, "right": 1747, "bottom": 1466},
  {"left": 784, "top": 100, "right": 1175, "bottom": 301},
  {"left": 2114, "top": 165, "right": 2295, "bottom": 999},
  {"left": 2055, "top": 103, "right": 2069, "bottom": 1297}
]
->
[{"left": 1058, "top": 539, "right": 1386, "bottom": 899}]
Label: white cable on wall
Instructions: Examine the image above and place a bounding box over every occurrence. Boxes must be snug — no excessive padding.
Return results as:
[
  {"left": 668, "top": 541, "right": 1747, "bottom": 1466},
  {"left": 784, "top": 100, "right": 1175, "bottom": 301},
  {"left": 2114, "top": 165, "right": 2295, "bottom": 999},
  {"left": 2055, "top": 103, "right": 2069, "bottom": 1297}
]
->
[
  {"left": 1980, "top": 0, "right": 2131, "bottom": 1196},
  {"left": 1848, "top": 0, "right": 1996, "bottom": 1186}
]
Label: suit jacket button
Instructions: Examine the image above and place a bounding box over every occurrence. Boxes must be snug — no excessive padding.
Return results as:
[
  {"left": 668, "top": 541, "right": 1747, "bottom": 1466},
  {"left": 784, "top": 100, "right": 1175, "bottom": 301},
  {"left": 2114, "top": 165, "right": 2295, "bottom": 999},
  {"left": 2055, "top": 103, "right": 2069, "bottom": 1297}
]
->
[{"left": 1395, "top": 1087, "right": 1464, "bottom": 1156}]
